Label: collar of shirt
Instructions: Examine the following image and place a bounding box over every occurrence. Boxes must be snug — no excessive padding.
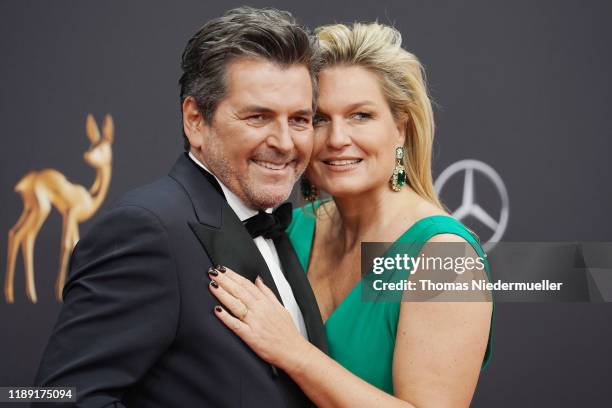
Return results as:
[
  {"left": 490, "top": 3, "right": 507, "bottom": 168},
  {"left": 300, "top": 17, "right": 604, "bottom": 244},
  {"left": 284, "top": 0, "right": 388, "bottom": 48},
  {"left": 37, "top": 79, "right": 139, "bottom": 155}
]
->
[{"left": 188, "top": 152, "right": 272, "bottom": 222}]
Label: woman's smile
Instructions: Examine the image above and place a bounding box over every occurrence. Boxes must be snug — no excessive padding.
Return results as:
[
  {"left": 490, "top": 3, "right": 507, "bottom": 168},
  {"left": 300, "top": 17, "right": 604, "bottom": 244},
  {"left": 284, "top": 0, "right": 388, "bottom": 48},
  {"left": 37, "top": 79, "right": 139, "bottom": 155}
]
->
[{"left": 321, "top": 157, "right": 363, "bottom": 172}]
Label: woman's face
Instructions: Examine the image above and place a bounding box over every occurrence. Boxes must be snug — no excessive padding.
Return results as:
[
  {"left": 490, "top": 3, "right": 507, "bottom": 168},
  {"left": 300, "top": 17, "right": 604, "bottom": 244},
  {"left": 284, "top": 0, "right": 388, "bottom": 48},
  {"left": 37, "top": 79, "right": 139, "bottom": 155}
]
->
[{"left": 307, "top": 65, "right": 406, "bottom": 198}]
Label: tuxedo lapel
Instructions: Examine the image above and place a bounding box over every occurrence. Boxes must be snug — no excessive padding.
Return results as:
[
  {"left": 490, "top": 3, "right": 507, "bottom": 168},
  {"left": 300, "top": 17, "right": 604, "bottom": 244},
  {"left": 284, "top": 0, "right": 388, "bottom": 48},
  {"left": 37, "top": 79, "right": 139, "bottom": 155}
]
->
[
  {"left": 169, "top": 154, "right": 283, "bottom": 303},
  {"left": 274, "top": 233, "right": 328, "bottom": 354},
  {"left": 189, "top": 205, "right": 283, "bottom": 304}
]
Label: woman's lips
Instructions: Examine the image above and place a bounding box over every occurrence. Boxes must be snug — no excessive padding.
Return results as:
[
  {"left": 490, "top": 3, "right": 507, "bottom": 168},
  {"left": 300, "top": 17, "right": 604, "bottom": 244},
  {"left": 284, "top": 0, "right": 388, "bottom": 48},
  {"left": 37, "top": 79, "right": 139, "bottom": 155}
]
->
[{"left": 321, "top": 158, "right": 363, "bottom": 171}]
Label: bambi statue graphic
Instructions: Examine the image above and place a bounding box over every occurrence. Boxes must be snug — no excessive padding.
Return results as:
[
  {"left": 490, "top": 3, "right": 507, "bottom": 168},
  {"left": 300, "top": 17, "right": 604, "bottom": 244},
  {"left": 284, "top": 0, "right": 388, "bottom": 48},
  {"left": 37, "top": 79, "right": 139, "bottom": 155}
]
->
[{"left": 5, "top": 114, "right": 114, "bottom": 303}]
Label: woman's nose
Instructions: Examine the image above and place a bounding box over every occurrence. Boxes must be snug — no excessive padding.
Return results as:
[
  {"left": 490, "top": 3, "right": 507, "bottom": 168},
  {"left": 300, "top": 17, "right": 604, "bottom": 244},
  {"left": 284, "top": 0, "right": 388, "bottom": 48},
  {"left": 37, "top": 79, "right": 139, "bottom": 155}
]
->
[{"left": 327, "top": 120, "right": 351, "bottom": 149}]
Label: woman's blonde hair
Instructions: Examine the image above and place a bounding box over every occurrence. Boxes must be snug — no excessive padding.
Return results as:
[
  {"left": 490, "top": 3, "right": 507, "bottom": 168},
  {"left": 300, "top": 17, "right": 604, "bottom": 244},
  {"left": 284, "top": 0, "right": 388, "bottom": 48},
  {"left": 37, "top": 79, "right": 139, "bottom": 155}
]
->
[{"left": 315, "top": 22, "right": 442, "bottom": 208}]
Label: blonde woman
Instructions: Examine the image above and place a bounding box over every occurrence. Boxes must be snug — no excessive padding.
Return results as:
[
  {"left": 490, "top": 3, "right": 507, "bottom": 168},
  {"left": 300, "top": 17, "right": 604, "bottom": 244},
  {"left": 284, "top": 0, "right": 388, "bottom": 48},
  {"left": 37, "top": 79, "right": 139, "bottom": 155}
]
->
[{"left": 209, "top": 22, "right": 493, "bottom": 407}]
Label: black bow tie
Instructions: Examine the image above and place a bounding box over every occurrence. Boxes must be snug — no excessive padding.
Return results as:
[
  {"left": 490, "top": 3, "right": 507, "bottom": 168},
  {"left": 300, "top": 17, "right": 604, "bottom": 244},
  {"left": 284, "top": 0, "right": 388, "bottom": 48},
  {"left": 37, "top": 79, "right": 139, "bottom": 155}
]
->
[{"left": 243, "top": 202, "right": 293, "bottom": 240}]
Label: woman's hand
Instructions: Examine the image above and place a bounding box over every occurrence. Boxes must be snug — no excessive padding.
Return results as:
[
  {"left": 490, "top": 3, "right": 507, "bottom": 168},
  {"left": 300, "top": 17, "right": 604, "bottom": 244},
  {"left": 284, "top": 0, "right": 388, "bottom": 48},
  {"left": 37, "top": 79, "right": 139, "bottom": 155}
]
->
[
  {"left": 208, "top": 266, "right": 419, "bottom": 408},
  {"left": 207, "top": 266, "right": 314, "bottom": 370}
]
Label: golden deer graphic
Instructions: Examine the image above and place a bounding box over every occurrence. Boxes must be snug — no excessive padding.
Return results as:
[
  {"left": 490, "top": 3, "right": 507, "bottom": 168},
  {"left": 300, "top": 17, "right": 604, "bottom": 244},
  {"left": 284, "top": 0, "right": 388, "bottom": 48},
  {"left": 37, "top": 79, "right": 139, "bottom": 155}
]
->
[{"left": 5, "top": 114, "right": 114, "bottom": 304}]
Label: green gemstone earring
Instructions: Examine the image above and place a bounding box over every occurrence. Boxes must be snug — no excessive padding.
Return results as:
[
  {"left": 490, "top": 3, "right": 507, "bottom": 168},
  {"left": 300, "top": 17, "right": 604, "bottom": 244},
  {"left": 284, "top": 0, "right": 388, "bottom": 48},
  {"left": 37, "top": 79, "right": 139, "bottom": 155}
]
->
[
  {"left": 390, "top": 146, "right": 407, "bottom": 192},
  {"left": 301, "top": 177, "right": 319, "bottom": 202}
]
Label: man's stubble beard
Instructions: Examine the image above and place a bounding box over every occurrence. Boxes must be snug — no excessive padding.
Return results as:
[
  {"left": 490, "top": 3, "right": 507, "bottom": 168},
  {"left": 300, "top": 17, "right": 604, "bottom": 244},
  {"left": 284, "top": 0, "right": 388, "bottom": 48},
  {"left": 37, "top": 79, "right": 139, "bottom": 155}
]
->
[{"left": 201, "top": 139, "right": 304, "bottom": 210}]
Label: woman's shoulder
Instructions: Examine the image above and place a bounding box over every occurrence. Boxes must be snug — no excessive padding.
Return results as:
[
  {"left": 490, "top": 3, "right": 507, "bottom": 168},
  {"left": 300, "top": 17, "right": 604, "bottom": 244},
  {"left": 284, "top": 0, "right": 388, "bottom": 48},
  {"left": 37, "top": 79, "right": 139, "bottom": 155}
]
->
[
  {"left": 402, "top": 214, "right": 482, "bottom": 249},
  {"left": 396, "top": 199, "right": 483, "bottom": 251},
  {"left": 398, "top": 210, "right": 489, "bottom": 276}
]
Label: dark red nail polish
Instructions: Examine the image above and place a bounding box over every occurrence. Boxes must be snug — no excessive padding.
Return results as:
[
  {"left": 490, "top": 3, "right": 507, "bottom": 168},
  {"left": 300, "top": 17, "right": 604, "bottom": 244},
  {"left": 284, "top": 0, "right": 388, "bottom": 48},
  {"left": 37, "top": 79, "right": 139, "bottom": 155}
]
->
[
  {"left": 216, "top": 265, "right": 226, "bottom": 273},
  {"left": 210, "top": 280, "right": 219, "bottom": 288},
  {"left": 214, "top": 305, "right": 223, "bottom": 313},
  {"left": 208, "top": 267, "right": 219, "bottom": 277}
]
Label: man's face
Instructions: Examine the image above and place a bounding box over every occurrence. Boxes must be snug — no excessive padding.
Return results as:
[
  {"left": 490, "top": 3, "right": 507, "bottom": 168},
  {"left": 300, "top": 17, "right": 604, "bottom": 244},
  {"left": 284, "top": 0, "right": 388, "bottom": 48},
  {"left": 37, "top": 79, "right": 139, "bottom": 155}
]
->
[{"left": 185, "top": 58, "right": 314, "bottom": 209}]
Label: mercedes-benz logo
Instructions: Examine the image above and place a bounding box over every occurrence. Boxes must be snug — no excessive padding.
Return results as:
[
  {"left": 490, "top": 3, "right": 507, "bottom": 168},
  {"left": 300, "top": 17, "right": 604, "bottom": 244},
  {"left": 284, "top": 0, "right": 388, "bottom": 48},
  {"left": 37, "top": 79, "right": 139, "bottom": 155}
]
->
[{"left": 434, "top": 159, "right": 509, "bottom": 251}]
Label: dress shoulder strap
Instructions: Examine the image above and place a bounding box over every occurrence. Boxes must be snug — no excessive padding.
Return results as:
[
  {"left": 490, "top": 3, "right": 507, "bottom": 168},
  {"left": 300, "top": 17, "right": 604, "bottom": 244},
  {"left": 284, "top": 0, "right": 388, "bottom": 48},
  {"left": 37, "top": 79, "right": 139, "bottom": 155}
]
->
[{"left": 397, "top": 215, "right": 488, "bottom": 267}]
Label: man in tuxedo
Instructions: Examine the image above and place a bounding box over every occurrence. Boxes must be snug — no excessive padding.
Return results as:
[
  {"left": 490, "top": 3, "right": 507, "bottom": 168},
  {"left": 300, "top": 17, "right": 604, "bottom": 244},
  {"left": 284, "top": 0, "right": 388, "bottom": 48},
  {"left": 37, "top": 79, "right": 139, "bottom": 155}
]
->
[{"left": 34, "top": 7, "right": 327, "bottom": 407}]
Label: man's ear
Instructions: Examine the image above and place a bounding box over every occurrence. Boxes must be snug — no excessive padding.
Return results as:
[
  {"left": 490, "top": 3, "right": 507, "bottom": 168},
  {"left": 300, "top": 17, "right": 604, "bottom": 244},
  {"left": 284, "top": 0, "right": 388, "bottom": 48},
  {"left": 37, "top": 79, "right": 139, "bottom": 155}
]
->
[{"left": 182, "top": 96, "right": 207, "bottom": 149}]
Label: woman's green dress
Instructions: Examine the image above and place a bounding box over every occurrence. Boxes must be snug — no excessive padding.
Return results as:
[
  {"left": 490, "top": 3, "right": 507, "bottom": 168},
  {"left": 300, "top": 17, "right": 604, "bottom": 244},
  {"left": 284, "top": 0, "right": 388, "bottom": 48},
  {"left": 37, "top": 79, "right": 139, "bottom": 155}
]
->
[{"left": 287, "top": 203, "right": 494, "bottom": 394}]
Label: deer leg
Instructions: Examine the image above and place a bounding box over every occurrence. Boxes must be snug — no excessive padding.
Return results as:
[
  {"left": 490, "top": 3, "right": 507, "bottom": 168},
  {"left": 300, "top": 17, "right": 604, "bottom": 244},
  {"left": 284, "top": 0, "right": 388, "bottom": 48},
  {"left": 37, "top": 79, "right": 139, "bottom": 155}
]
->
[
  {"left": 72, "top": 224, "right": 80, "bottom": 245},
  {"left": 5, "top": 206, "right": 33, "bottom": 303},
  {"left": 56, "top": 215, "right": 77, "bottom": 302},
  {"left": 21, "top": 201, "right": 50, "bottom": 304}
]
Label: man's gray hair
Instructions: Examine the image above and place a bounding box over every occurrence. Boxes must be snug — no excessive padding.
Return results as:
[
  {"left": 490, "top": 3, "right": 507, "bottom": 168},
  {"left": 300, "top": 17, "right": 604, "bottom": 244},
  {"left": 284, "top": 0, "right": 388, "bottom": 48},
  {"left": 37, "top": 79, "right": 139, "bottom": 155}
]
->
[{"left": 179, "top": 6, "right": 319, "bottom": 150}]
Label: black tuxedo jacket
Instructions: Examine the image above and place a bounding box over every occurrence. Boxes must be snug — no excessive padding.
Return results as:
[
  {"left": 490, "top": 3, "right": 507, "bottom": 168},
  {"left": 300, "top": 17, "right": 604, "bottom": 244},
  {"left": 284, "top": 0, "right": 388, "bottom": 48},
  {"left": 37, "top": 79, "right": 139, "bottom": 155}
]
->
[{"left": 34, "top": 153, "right": 327, "bottom": 407}]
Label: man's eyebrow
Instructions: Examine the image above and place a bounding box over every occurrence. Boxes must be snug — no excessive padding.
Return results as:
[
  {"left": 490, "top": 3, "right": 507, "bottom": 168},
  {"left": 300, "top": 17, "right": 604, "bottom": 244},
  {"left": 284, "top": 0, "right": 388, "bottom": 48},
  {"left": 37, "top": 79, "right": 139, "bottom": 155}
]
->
[
  {"left": 293, "top": 109, "right": 313, "bottom": 117},
  {"left": 236, "top": 106, "right": 313, "bottom": 116},
  {"left": 237, "top": 105, "right": 274, "bottom": 114}
]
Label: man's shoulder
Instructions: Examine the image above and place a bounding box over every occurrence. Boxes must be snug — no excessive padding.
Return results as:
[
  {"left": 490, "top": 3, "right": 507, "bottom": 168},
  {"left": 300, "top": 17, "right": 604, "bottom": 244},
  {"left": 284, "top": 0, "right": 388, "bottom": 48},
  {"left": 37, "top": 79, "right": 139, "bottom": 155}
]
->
[
  {"left": 117, "top": 176, "right": 183, "bottom": 205},
  {"left": 107, "top": 176, "right": 193, "bottom": 225}
]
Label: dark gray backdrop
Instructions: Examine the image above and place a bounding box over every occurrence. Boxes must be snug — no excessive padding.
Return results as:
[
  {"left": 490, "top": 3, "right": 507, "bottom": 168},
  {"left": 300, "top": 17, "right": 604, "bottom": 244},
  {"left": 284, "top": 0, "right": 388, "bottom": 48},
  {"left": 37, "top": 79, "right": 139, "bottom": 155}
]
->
[{"left": 1, "top": 0, "right": 611, "bottom": 406}]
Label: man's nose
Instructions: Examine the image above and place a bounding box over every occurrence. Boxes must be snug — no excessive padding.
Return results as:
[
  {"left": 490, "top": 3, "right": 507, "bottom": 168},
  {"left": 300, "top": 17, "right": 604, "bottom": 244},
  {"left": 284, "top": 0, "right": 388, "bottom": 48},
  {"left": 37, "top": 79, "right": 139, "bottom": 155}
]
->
[{"left": 267, "top": 120, "right": 295, "bottom": 153}]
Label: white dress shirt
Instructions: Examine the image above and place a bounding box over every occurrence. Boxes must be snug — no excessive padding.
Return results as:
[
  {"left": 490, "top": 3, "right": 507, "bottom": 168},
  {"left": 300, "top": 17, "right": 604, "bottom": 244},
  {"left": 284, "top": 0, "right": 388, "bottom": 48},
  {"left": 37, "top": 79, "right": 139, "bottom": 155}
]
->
[{"left": 188, "top": 152, "right": 307, "bottom": 338}]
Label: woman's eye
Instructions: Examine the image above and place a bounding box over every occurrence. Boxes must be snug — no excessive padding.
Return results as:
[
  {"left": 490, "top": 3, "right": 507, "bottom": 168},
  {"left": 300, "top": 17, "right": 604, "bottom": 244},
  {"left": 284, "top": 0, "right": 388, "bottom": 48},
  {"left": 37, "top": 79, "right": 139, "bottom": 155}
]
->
[
  {"left": 351, "top": 112, "right": 372, "bottom": 121},
  {"left": 313, "top": 115, "right": 328, "bottom": 126}
]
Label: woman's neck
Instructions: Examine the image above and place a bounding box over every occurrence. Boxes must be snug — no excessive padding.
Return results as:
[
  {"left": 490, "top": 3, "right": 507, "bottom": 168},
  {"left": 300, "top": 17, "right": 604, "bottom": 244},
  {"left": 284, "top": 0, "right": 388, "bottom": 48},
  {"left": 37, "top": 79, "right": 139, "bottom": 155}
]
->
[{"left": 329, "top": 185, "right": 417, "bottom": 252}]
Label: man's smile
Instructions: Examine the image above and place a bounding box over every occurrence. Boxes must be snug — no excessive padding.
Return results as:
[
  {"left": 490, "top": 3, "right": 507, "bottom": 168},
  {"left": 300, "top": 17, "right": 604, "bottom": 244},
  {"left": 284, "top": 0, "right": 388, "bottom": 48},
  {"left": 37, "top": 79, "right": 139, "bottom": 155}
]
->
[{"left": 250, "top": 159, "right": 297, "bottom": 174}]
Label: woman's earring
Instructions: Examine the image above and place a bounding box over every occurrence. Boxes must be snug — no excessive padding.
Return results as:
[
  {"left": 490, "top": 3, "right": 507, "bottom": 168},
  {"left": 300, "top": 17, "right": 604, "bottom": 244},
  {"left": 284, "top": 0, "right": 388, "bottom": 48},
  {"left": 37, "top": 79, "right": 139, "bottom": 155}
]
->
[
  {"left": 390, "top": 146, "right": 407, "bottom": 192},
  {"left": 301, "top": 177, "right": 319, "bottom": 202}
]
